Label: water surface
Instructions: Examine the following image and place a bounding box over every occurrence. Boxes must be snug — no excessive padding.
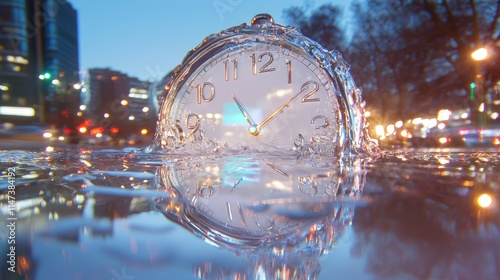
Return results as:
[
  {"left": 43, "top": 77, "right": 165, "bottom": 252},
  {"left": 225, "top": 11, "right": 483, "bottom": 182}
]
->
[{"left": 1, "top": 146, "right": 499, "bottom": 280}]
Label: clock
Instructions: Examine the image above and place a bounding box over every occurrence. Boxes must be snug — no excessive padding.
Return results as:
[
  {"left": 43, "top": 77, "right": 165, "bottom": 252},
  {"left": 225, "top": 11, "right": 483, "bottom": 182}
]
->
[
  {"left": 155, "top": 156, "right": 365, "bottom": 249},
  {"left": 154, "top": 14, "right": 367, "bottom": 155}
]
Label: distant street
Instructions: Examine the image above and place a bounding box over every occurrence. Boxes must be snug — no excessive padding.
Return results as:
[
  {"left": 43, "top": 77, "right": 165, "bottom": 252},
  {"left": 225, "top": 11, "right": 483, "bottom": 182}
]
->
[
  {"left": 0, "top": 139, "right": 73, "bottom": 151},
  {"left": 0, "top": 138, "right": 148, "bottom": 152}
]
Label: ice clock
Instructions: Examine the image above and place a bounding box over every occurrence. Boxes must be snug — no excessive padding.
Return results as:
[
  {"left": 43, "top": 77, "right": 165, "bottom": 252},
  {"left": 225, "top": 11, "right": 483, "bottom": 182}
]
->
[{"left": 154, "top": 14, "right": 369, "bottom": 155}]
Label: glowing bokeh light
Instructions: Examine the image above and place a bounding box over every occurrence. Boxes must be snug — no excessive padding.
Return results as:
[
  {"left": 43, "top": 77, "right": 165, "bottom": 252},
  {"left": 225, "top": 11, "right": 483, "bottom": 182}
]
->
[{"left": 477, "top": 193, "right": 493, "bottom": 208}]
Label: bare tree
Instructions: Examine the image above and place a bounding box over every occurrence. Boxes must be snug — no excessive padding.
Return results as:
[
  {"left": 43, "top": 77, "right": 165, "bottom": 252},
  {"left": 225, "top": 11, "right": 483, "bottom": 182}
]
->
[
  {"left": 283, "top": 4, "right": 346, "bottom": 52},
  {"left": 348, "top": 0, "right": 499, "bottom": 120}
]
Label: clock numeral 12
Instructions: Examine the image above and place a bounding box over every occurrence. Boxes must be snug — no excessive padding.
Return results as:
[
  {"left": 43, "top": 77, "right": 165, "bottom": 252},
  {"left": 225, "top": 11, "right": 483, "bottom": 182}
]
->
[{"left": 250, "top": 52, "right": 275, "bottom": 75}]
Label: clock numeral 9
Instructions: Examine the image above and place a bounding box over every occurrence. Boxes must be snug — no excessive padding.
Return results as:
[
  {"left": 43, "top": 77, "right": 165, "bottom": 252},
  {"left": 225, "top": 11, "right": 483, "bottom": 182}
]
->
[
  {"left": 301, "top": 81, "right": 320, "bottom": 103},
  {"left": 250, "top": 52, "right": 275, "bottom": 75},
  {"left": 185, "top": 113, "right": 200, "bottom": 138},
  {"left": 194, "top": 82, "right": 215, "bottom": 104}
]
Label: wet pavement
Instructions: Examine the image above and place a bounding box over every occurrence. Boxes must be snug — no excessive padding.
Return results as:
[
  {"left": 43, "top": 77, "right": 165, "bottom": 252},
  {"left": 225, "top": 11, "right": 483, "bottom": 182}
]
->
[{"left": 0, "top": 144, "right": 499, "bottom": 279}]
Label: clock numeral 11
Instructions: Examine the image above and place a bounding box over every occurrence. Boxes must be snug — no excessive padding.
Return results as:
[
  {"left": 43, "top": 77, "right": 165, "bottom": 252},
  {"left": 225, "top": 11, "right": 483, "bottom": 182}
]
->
[
  {"left": 224, "top": 59, "right": 238, "bottom": 81},
  {"left": 226, "top": 201, "right": 247, "bottom": 226}
]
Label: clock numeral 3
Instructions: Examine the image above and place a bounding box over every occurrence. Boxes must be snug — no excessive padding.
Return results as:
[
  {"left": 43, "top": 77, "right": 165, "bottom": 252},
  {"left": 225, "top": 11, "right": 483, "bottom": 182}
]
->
[
  {"left": 311, "top": 115, "right": 330, "bottom": 129},
  {"left": 194, "top": 82, "right": 215, "bottom": 104},
  {"left": 250, "top": 52, "right": 275, "bottom": 75},
  {"left": 301, "top": 81, "right": 320, "bottom": 103}
]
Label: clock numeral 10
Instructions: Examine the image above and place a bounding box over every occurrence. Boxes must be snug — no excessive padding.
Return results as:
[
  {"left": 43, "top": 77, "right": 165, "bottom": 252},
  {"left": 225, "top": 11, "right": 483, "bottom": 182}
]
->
[
  {"left": 194, "top": 82, "right": 215, "bottom": 104},
  {"left": 224, "top": 59, "right": 238, "bottom": 81}
]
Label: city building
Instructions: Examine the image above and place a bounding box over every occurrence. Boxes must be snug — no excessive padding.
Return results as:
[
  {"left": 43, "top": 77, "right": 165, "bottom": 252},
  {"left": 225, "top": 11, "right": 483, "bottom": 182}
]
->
[
  {"left": 0, "top": 0, "right": 79, "bottom": 124},
  {"left": 85, "top": 68, "right": 155, "bottom": 138}
]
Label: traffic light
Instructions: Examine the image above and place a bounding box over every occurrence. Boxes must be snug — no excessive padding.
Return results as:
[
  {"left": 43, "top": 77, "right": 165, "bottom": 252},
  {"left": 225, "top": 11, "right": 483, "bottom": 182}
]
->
[
  {"left": 470, "top": 82, "right": 476, "bottom": 101},
  {"left": 39, "top": 72, "right": 51, "bottom": 80}
]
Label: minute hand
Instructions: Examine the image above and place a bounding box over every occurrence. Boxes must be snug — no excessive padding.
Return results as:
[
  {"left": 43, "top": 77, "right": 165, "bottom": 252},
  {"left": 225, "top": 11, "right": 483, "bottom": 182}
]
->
[{"left": 258, "top": 87, "right": 307, "bottom": 129}]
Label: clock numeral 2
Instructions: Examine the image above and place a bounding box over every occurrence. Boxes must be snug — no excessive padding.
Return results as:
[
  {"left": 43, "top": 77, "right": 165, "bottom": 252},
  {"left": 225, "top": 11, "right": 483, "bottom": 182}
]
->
[
  {"left": 224, "top": 59, "right": 238, "bottom": 81},
  {"left": 251, "top": 52, "right": 275, "bottom": 75},
  {"left": 301, "top": 81, "right": 320, "bottom": 103},
  {"left": 194, "top": 82, "right": 215, "bottom": 104}
]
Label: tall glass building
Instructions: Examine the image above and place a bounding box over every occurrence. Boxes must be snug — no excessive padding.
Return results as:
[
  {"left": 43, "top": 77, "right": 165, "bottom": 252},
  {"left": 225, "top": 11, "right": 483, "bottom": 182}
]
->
[
  {"left": 0, "top": 0, "right": 33, "bottom": 118},
  {"left": 0, "top": 0, "right": 79, "bottom": 124}
]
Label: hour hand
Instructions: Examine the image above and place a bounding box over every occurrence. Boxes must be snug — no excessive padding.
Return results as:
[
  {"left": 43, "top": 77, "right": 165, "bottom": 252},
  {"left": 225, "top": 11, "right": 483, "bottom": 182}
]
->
[
  {"left": 231, "top": 93, "right": 259, "bottom": 135},
  {"left": 231, "top": 93, "right": 255, "bottom": 125}
]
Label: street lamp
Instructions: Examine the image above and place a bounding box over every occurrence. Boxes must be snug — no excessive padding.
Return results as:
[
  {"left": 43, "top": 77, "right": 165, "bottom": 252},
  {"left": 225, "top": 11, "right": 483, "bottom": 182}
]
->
[
  {"left": 471, "top": 47, "right": 488, "bottom": 61},
  {"left": 471, "top": 47, "right": 489, "bottom": 128}
]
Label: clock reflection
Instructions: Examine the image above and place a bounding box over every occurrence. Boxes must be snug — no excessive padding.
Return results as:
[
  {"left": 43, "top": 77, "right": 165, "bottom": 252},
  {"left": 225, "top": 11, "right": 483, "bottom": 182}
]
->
[{"left": 155, "top": 156, "right": 368, "bottom": 279}]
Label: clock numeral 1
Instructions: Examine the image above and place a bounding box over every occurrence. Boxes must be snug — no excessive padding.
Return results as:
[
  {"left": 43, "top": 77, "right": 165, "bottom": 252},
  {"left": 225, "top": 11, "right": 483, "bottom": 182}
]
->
[
  {"left": 194, "top": 82, "right": 215, "bottom": 104},
  {"left": 224, "top": 59, "right": 238, "bottom": 81},
  {"left": 286, "top": 60, "right": 292, "bottom": 84},
  {"left": 301, "top": 81, "right": 320, "bottom": 103},
  {"left": 250, "top": 52, "right": 275, "bottom": 75}
]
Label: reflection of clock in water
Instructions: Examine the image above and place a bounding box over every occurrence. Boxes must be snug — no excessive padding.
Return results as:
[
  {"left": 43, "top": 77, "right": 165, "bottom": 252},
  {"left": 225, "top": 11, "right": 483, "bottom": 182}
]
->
[
  {"left": 156, "top": 156, "right": 365, "bottom": 248},
  {"left": 154, "top": 13, "right": 370, "bottom": 155},
  {"left": 155, "top": 156, "right": 367, "bottom": 279}
]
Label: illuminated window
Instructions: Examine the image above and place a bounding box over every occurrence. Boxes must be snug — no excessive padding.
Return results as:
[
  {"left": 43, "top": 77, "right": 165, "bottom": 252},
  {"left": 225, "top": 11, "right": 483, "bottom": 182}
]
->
[
  {"left": 97, "top": 74, "right": 103, "bottom": 79},
  {"left": 1, "top": 92, "right": 11, "bottom": 102},
  {"left": 111, "top": 76, "right": 119, "bottom": 81},
  {"left": 17, "top": 97, "right": 26, "bottom": 106}
]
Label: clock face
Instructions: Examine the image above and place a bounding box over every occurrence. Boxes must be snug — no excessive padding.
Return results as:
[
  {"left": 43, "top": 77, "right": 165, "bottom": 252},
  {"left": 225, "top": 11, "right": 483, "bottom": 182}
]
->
[{"left": 163, "top": 41, "right": 340, "bottom": 153}]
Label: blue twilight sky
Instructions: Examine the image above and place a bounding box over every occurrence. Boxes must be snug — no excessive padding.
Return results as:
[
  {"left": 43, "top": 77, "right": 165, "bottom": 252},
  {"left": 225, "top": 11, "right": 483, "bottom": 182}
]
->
[{"left": 69, "top": 0, "right": 352, "bottom": 81}]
